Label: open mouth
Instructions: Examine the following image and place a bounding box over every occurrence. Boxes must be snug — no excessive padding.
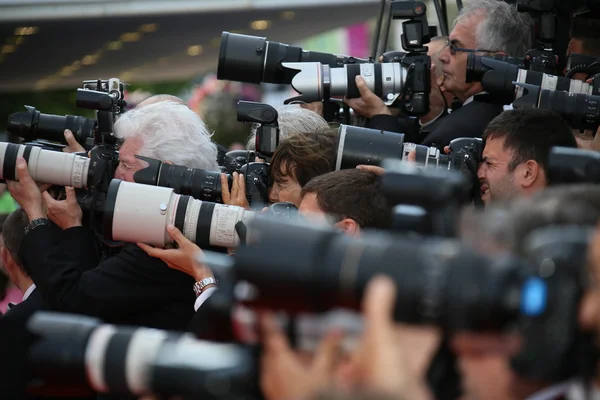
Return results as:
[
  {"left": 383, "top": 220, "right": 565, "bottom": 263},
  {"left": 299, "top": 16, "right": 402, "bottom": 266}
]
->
[{"left": 480, "top": 183, "right": 489, "bottom": 197}]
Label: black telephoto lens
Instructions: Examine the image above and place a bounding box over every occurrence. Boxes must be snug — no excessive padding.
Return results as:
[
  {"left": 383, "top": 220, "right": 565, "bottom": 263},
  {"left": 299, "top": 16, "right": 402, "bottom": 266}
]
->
[
  {"left": 538, "top": 91, "right": 600, "bottom": 131},
  {"left": 7, "top": 106, "right": 96, "bottom": 146},
  {"left": 232, "top": 217, "right": 537, "bottom": 332},
  {"left": 133, "top": 156, "right": 226, "bottom": 203},
  {"left": 335, "top": 125, "right": 405, "bottom": 170}
]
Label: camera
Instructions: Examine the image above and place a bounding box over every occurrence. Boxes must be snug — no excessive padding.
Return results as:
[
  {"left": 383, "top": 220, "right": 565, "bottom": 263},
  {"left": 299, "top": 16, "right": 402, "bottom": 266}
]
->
[
  {"left": 547, "top": 146, "right": 600, "bottom": 184},
  {"left": 7, "top": 78, "right": 126, "bottom": 151},
  {"left": 208, "top": 215, "right": 545, "bottom": 332},
  {"left": 512, "top": 83, "right": 600, "bottom": 131},
  {"left": 217, "top": 31, "right": 369, "bottom": 86},
  {"left": 381, "top": 161, "right": 472, "bottom": 236},
  {"left": 7, "top": 106, "right": 97, "bottom": 150},
  {"left": 217, "top": 1, "right": 431, "bottom": 116},
  {"left": 0, "top": 142, "right": 101, "bottom": 188},
  {"left": 132, "top": 156, "right": 270, "bottom": 208},
  {"left": 205, "top": 215, "right": 595, "bottom": 382},
  {"left": 103, "top": 179, "right": 298, "bottom": 249},
  {"left": 4, "top": 311, "right": 254, "bottom": 399},
  {"left": 466, "top": 56, "right": 600, "bottom": 105}
]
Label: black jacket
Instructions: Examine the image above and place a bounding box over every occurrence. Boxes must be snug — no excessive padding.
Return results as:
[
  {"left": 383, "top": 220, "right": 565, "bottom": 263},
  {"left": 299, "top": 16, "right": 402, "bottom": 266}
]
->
[
  {"left": 420, "top": 100, "right": 504, "bottom": 150},
  {"left": 20, "top": 224, "right": 195, "bottom": 330},
  {"left": 2, "top": 290, "right": 97, "bottom": 400}
]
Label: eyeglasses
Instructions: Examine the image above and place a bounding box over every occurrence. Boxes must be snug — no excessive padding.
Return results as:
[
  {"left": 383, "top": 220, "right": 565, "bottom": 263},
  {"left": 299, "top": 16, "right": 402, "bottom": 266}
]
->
[{"left": 446, "top": 39, "right": 499, "bottom": 56}]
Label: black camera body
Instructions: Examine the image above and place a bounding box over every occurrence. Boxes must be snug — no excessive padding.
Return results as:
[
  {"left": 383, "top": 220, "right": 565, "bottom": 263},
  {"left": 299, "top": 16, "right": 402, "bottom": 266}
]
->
[{"left": 388, "top": 1, "right": 432, "bottom": 116}]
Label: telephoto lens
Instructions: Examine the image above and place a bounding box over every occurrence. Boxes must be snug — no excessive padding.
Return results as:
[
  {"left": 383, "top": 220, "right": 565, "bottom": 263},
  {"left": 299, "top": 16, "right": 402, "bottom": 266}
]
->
[
  {"left": 7, "top": 106, "right": 96, "bottom": 149},
  {"left": 0, "top": 142, "right": 91, "bottom": 187},
  {"left": 22, "top": 311, "right": 254, "bottom": 399},
  {"left": 224, "top": 216, "right": 547, "bottom": 332},
  {"left": 513, "top": 84, "right": 600, "bottom": 131},
  {"left": 466, "top": 55, "right": 600, "bottom": 104},
  {"left": 217, "top": 31, "right": 368, "bottom": 85},
  {"left": 334, "top": 125, "right": 406, "bottom": 170},
  {"left": 104, "top": 180, "right": 298, "bottom": 249},
  {"left": 133, "top": 156, "right": 225, "bottom": 203},
  {"left": 282, "top": 62, "right": 407, "bottom": 104}
]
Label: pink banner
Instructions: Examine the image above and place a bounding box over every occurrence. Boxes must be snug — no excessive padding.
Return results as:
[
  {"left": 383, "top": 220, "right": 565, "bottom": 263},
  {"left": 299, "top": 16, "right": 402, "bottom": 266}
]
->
[{"left": 346, "top": 22, "right": 370, "bottom": 58}]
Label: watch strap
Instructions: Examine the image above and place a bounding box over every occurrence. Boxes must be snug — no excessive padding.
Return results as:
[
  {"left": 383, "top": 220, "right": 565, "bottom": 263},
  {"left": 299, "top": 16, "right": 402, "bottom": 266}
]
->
[
  {"left": 193, "top": 277, "right": 218, "bottom": 297},
  {"left": 25, "top": 218, "right": 52, "bottom": 235}
]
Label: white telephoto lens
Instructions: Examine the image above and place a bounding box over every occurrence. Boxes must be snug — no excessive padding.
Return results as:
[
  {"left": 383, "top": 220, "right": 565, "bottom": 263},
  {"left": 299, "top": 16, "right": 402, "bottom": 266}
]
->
[
  {"left": 108, "top": 180, "right": 178, "bottom": 247},
  {"left": 0, "top": 143, "right": 89, "bottom": 187},
  {"left": 208, "top": 204, "right": 255, "bottom": 248}
]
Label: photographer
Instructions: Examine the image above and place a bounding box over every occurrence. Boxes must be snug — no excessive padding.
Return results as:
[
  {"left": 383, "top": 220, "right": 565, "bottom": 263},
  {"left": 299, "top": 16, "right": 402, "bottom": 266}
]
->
[
  {"left": 478, "top": 108, "right": 577, "bottom": 205},
  {"left": 268, "top": 128, "right": 338, "bottom": 206},
  {"left": 6, "top": 101, "right": 219, "bottom": 331},
  {"left": 298, "top": 169, "right": 392, "bottom": 234},
  {"left": 347, "top": 0, "right": 534, "bottom": 149},
  {"left": 422, "top": 0, "right": 534, "bottom": 149}
]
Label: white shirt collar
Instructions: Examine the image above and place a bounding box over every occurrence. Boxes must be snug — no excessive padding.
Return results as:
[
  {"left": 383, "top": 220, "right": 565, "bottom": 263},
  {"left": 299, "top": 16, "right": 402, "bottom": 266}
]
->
[
  {"left": 525, "top": 381, "right": 573, "bottom": 400},
  {"left": 23, "top": 283, "right": 36, "bottom": 301},
  {"left": 419, "top": 108, "right": 446, "bottom": 128},
  {"left": 463, "top": 96, "right": 475, "bottom": 106}
]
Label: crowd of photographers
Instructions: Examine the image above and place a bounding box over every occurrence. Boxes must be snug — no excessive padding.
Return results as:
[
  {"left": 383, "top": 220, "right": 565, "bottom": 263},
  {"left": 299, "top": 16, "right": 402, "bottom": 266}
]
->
[{"left": 5, "top": 0, "right": 600, "bottom": 399}]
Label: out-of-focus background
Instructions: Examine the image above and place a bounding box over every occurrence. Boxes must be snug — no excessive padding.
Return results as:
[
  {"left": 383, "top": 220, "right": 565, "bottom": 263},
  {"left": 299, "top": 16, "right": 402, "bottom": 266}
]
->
[{"left": 0, "top": 0, "right": 456, "bottom": 148}]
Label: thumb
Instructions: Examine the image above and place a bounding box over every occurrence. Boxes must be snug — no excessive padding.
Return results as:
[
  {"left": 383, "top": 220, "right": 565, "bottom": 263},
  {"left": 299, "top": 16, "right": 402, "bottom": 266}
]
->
[
  {"left": 65, "top": 187, "right": 77, "bottom": 202},
  {"left": 64, "top": 130, "right": 77, "bottom": 146},
  {"left": 363, "top": 275, "right": 397, "bottom": 329},
  {"left": 16, "top": 158, "right": 33, "bottom": 183},
  {"left": 166, "top": 224, "right": 188, "bottom": 247},
  {"left": 355, "top": 75, "right": 373, "bottom": 99},
  {"left": 42, "top": 191, "right": 55, "bottom": 206}
]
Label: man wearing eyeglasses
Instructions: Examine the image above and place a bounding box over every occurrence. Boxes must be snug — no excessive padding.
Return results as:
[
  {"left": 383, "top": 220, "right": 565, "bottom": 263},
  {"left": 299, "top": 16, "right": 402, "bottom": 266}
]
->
[{"left": 418, "top": 0, "right": 534, "bottom": 149}]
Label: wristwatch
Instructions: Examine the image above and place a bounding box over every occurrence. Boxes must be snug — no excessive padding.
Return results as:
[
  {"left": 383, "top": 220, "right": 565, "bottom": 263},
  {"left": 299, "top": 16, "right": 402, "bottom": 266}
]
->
[
  {"left": 25, "top": 218, "right": 51, "bottom": 235},
  {"left": 193, "top": 277, "right": 218, "bottom": 297}
]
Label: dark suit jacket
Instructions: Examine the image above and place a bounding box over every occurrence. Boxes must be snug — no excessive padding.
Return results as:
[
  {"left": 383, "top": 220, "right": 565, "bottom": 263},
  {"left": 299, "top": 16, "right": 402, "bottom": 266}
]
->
[
  {"left": 20, "top": 224, "right": 196, "bottom": 330},
  {"left": 2, "top": 290, "right": 97, "bottom": 400},
  {"left": 420, "top": 100, "right": 504, "bottom": 150},
  {"left": 2, "top": 287, "right": 44, "bottom": 321}
]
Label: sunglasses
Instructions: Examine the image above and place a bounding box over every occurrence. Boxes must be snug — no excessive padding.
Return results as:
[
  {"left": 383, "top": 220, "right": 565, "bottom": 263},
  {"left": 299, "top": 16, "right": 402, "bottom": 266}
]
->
[{"left": 446, "top": 39, "right": 499, "bottom": 56}]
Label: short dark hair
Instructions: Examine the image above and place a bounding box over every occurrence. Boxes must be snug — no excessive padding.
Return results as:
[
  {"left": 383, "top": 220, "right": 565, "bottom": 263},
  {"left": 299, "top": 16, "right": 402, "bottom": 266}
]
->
[
  {"left": 2, "top": 209, "right": 29, "bottom": 273},
  {"left": 301, "top": 169, "right": 392, "bottom": 230},
  {"left": 571, "top": 17, "right": 600, "bottom": 56},
  {"left": 271, "top": 128, "right": 338, "bottom": 187},
  {"left": 482, "top": 108, "right": 577, "bottom": 177}
]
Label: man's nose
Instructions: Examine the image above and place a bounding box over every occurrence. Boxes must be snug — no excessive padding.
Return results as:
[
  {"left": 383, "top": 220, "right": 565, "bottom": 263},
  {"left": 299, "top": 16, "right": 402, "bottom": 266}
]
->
[
  {"left": 477, "top": 164, "right": 485, "bottom": 179},
  {"left": 268, "top": 187, "right": 278, "bottom": 203},
  {"left": 439, "top": 46, "right": 450, "bottom": 63}
]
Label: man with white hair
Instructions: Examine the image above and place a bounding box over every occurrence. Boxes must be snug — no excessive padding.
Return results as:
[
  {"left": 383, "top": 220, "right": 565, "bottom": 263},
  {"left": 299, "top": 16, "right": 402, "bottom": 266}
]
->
[
  {"left": 114, "top": 100, "right": 218, "bottom": 181},
  {"left": 6, "top": 101, "right": 218, "bottom": 332}
]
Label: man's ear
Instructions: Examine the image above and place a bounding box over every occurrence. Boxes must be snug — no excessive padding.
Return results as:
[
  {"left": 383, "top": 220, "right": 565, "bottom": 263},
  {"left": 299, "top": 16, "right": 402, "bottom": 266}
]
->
[
  {"left": 519, "top": 160, "right": 541, "bottom": 188},
  {"left": 0, "top": 246, "right": 14, "bottom": 276},
  {"left": 335, "top": 218, "right": 361, "bottom": 237}
]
